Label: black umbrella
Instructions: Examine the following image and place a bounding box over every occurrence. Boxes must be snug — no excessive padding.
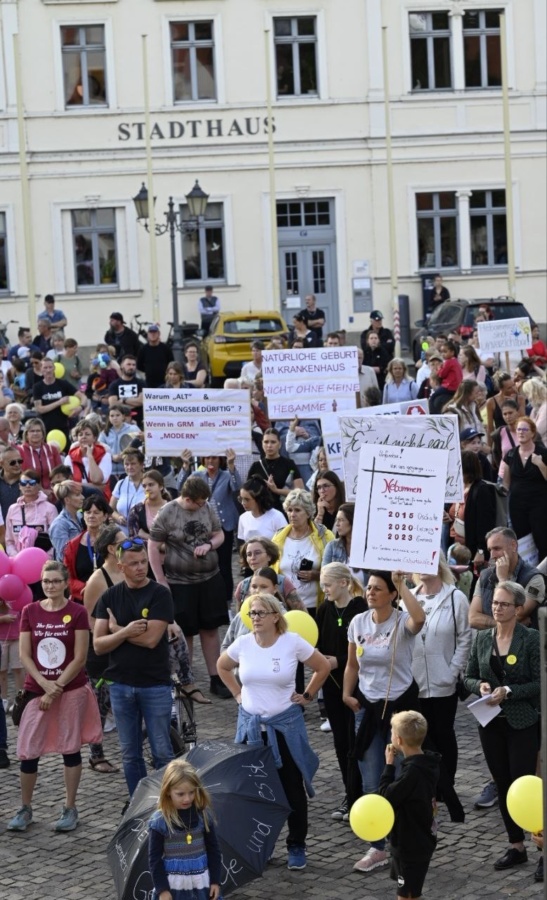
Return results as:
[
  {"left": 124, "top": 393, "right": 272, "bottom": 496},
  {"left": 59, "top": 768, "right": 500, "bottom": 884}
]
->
[{"left": 107, "top": 740, "right": 291, "bottom": 899}]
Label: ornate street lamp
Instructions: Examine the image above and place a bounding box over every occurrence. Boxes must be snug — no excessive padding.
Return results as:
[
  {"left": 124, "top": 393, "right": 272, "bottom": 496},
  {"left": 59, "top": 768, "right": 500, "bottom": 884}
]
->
[{"left": 133, "top": 180, "right": 209, "bottom": 362}]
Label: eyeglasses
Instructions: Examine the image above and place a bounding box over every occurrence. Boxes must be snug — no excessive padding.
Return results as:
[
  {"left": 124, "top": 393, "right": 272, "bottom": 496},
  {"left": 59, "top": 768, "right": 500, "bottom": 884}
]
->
[
  {"left": 7, "top": 460, "right": 22, "bottom": 467},
  {"left": 117, "top": 538, "right": 146, "bottom": 553},
  {"left": 316, "top": 484, "right": 333, "bottom": 491},
  {"left": 491, "top": 601, "right": 516, "bottom": 609},
  {"left": 20, "top": 479, "right": 38, "bottom": 486},
  {"left": 516, "top": 428, "right": 530, "bottom": 433},
  {"left": 42, "top": 579, "right": 65, "bottom": 586},
  {"left": 249, "top": 610, "right": 275, "bottom": 619}
]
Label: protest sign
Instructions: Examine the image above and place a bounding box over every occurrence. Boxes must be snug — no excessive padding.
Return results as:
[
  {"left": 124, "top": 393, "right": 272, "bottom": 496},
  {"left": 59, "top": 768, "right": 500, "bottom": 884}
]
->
[
  {"left": 477, "top": 318, "right": 532, "bottom": 354},
  {"left": 338, "top": 412, "right": 463, "bottom": 502},
  {"left": 349, "top": 444, "right": 449, "bottom": 575},
  {"left": 143, "top": 388, "right": 252, "bottom": 456},
  {"left": 357, "top": 399, "right": 429, "bottom": 417},
  {"left": 262, "top": 348, "right": 359, "bottom": 419},
  {"left": 320, "top": 413, "right": 344, "bottom": 479}
]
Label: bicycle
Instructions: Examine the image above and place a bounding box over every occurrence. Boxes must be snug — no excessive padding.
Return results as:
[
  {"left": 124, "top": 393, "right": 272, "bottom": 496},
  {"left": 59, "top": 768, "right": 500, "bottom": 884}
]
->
[
  {"left": 142, "top": 673, "right": 197, "bottom": 763},
  {"left": 129, "top": 313, "right": 153, "bottom": 342}
]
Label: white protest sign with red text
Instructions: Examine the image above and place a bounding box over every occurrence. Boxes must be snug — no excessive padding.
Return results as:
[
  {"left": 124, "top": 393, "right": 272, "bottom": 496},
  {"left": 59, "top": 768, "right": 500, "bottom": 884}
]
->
[{"left": 143, "top": 388, "right": 252, "bottom": 456}]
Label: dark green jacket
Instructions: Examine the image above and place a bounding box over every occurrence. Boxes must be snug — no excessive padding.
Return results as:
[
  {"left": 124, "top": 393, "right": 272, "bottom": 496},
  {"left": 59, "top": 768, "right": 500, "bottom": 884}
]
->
[{"left": 464, "top": 623, "right": 540, "bottom": 730}]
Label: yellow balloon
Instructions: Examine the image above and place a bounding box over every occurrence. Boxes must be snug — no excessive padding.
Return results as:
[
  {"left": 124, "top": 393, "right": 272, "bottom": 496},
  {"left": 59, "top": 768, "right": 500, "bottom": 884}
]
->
[
  {"left": 61, "top": 396, "right": 80, "bottom": 416},
  {"left": 506, "top": 775, "right": 543, "bottom": 833},
  {"left": 47, "top": 429, "right": 67, "bottom": 452},
  {"left": 240, "top": 597, "right": 253, "bottom": 630},
  {"left": 284, "top": 609, "right": 319, "bottom": 646},
  {"left": 349, "top": 794, "right": 395, "bottom": 842},
  {"left": 54, "top": 362, "right": 65, "bottom": 379}
]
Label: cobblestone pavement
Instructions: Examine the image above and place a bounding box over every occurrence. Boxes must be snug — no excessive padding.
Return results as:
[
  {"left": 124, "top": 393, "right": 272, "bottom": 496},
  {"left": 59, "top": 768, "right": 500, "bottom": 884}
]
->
[{"left": 1, "top": 644, "right": 543, "bottom": 900}]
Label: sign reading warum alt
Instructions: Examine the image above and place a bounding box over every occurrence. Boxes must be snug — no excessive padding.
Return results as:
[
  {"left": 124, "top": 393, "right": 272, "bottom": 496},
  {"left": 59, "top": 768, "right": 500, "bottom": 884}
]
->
[
  {"left": 143, "top": 389, "right": 252, "bottom": 456},
  {"left": 262, "top": 348, "right": 359, "bottom": 419}
]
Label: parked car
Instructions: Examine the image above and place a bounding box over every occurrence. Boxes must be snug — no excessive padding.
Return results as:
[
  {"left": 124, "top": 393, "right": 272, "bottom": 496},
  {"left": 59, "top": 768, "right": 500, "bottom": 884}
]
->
[
  {"left": 412, "top": 297, "right": 533, "bottom": 360},
  {"left": 204, "top": 311, "right": 289, "bottom": 384}
]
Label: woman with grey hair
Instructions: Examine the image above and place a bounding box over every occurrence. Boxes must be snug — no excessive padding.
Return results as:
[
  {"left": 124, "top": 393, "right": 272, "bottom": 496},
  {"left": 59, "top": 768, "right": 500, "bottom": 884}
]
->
[
  {"left": 272, "top": 489, "right": 334, "bottom": 615},
  {"left": 5, "top": 402, "right": 26, "bottom": 445},
  {"left": 464, "top": 580, "right": 540, "bottom": 871}
]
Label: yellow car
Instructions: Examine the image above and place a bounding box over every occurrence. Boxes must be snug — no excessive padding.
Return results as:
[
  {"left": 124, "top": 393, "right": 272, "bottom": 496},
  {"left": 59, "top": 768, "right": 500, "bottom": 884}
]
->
[{"left": 204, "top": 311, "right": 289, "bottom": 384}]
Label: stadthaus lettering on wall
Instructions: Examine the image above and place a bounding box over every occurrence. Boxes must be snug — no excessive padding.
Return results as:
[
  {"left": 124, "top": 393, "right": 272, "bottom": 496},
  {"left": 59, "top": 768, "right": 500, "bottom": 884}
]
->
[{"left": 118, "top": 117, "right": 276, "bottom": 142}]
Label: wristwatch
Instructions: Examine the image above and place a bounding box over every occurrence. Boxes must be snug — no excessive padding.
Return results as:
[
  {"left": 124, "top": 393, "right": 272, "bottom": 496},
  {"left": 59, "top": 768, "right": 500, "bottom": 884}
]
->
[
  {"left": 302, "top": 691, "right": 313, "bottom": 701},
  {"left": 504, "top": 686, "right": 512, "bottom": 698}
]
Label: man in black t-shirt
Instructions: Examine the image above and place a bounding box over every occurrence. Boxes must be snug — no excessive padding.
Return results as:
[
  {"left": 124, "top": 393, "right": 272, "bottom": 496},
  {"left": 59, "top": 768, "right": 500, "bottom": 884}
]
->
[
  {"left": 108, "top": 355, "right": 145, "bottom": 426},
  {"left": 137, "top": 325, "right": 173, "bottom": 388},
  {"left": 300, "top": 294, "right": 325, "bottom": 346},
  {"left": 93, "top": 542, "right": 175, "bottom": 797},
  {"left": 33, "top": 358, "right": 84, "bottom": 436}
]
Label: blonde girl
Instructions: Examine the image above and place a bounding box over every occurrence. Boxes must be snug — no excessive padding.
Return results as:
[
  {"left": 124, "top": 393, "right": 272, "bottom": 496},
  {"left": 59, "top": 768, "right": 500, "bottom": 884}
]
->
[
  {"left": 149, "top": 759, "right": 221, "bottom": 900},
  {"left": 316, "top": 563, "right": 367, "bottom": 820}
]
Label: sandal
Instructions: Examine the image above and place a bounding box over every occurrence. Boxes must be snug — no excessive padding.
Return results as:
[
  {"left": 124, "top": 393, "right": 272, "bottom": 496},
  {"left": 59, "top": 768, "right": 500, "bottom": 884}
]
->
[
  {"left": 179, "top": 687, "right": 212, "bottom": 705},
  {"left": 89, "top": 757, "right": 119, "bottom": 774}
]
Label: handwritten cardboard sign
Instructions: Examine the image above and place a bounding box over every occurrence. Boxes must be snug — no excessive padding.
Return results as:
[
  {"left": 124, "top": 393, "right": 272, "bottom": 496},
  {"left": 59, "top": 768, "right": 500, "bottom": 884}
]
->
[
  {"left": 349, "top": 444, "right": 449, "bottom": 575},
  {"left": 338, "top": 412, "right": 463, "bottom": 502},
  {"left": 262, "top": 348, "right": 359, "bottom": 419},
  {"left": 357, "top": 399, "right": 430, "bottom": 417},
  {"left": 143, "top": 388, "right": 252, "bottom": 456},
  {"left": 477, "top": 317, "right": 532, "bottom": 353}
]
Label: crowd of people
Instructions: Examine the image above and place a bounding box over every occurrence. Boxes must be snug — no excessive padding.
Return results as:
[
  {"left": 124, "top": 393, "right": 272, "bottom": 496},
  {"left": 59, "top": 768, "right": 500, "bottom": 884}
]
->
[{"left": 0, "top": 297, "right": 545, "bottom": 897}]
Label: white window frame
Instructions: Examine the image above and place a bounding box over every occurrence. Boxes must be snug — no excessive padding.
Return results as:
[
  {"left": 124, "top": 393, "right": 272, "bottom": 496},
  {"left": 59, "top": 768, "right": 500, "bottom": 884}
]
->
[
  {"left": 52, "top": 17, "right": 117, "bottom": 112},
  {"left": 178, "top": 194, "right": 235, "bottom": 287},
  {"left": 0, "top": 206, "right": 17, "bottom": 296},
  {"left": 408, "top": 10, "right": 453, "bottom": 92},
  {"left": 265, "top": 9, "right": 328, "bottom": 102},
  {"left": 408, "top": 182, "right": 521, "bottom": 273},
  {"left": 51, "top": 200, "right": 138, "bottom": 295},
  {"left": 402, "top": 2, "right": 515, "bottom": 94},
  {"left": 162, "top": 13, "right": 224, "bottom": 106}
]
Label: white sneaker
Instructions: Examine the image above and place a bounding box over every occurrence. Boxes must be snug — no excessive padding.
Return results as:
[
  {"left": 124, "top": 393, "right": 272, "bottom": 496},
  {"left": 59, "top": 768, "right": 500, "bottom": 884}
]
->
[
  {"left": 104, "top": 712, "right": 116, "bottom": 733},
  {"left": 353, "top": 848, "right": 388, "bottom": 872},
  {"left": 320, "top": 719, "right": 332, "bottom": 732}
]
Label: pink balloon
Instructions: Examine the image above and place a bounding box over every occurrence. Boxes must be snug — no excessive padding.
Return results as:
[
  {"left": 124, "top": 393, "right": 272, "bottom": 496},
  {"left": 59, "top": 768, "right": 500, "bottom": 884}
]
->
[
  {"left": 11, "top": 547, "right": 49, "bottom": 585},
  {"left": 0, "top": 574, "right": 26, "bottom": 604},
  {"left": 0, "top": 552, "right": 11, "bottom": 578},
  {"left": 8, "top": 584, "right": 33, "bottom": 612}
]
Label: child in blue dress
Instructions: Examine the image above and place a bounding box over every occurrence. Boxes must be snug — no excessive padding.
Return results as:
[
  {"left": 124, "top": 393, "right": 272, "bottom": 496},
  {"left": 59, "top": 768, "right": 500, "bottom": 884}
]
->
[{"left": 149, "top": 760, "right": 222, "bottom": 900}]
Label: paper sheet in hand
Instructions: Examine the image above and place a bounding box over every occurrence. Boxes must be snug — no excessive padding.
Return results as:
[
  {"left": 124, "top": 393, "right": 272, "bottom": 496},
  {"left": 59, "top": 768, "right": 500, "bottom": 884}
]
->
[
  {"left": 348, "top": 443, "right": 448, "bottom": 575},
  {"left": 466, "top": 695, "right": 502, "bottom": 726}
]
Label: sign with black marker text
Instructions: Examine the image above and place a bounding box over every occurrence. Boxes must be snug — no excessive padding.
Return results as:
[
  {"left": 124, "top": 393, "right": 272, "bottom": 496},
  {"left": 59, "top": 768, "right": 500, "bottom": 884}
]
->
[{"left": 143, "top": 388, "right": 251, "bottom": 456}]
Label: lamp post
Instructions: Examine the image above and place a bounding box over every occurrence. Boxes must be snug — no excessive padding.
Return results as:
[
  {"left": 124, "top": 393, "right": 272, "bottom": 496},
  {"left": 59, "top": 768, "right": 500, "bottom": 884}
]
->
[{"left": 133, "top": 180, "right": 209, "bottom": 363}]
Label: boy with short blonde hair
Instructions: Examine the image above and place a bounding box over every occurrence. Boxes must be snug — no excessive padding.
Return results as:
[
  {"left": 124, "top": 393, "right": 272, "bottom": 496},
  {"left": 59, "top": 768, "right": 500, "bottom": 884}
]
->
[{"left": 378, "top": 711, "right": 439, "bottom": 900}]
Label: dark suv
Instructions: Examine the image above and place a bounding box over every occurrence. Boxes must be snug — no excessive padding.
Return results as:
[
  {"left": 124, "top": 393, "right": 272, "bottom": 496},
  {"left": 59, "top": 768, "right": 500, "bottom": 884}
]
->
[{"left": 412, "top": 297, "right": 533, "bottom": 360}]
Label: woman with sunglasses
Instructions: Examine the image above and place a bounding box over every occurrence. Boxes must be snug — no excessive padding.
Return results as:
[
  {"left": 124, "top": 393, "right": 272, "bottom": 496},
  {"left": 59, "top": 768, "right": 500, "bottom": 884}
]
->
[
  {"left": 217, "top": 592, "right": 330, "bottom": 871},
  {"left": 312, "top": 471, "right": 346, "bottom": 533},
  {"left": 502, "top": 416, "right": 547, "bottom": 562},
  {"left": 149, "top": 476, "right": 230, "bottom": 699},
  {"left": 6, "top": 561, "right": 102, "bottom": 834},
  {"left": 63, "top": 495, "right": 112, "bottom": 603},
  {"left": 464, "top": 581, "right": 540, "bottom": 871},
  {"left": 18, "top": 419, "right": 63, "bottom": 496},
  {"left": 5, "top": 469, "right": 57, "bottom": 559}
]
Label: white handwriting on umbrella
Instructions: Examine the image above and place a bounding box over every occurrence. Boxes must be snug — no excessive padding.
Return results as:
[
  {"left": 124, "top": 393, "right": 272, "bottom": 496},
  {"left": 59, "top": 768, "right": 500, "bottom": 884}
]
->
[
  {"left": 242, "top": 761, "right": 277, "bottom": 801},
  {"left": 220, "top": 855, "right": 244, "bottom": 887},
  {"left": 246, "top": 817, "right": 273, "bottom": 853}
]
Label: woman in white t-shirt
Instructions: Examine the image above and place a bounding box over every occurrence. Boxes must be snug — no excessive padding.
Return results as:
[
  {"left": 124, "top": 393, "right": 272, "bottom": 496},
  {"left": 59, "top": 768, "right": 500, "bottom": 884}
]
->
[
  {"left": 343, "top": 571, "right": 425, "bottom": 874},
  {"left": 237, "top": 476, "right": 287, "bottom": 543},
  {"left": 217, "top": 592, "right": 330, "bottom": 871}
]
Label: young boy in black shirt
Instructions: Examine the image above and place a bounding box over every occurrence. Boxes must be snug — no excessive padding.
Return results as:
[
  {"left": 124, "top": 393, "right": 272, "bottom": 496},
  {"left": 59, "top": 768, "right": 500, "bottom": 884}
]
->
[{"left": 379, "top": 711, "right": 439, "bottom": 900}]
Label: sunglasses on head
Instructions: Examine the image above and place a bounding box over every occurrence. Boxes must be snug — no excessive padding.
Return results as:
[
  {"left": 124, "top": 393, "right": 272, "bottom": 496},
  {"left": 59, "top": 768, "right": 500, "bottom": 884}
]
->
[
  {"left": 116, "top": 537, "right": 146, "bottom": 555},
  {"left": 20, "top": 479, "right": 38, "bottom": 486}
]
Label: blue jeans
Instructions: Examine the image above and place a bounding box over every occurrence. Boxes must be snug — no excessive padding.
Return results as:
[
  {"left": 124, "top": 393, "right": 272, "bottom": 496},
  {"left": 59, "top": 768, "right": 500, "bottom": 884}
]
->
[
  {"left": 109, "top": 682, "right": 174, "bottom": 796},
  {"left": 355, "top": 708, "right": 401, "bottom": 851}
]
